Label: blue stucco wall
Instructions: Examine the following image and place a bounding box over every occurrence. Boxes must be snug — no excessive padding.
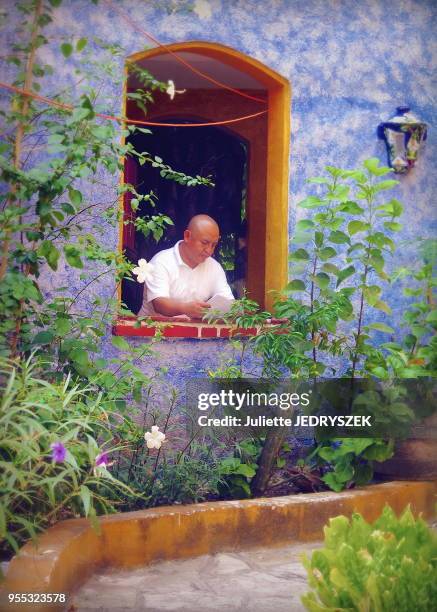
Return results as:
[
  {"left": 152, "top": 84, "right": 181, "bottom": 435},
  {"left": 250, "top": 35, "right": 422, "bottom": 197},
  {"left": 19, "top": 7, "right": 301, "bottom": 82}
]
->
[{"left": 1, "top": 0, "right": 435, "bottom": 381}]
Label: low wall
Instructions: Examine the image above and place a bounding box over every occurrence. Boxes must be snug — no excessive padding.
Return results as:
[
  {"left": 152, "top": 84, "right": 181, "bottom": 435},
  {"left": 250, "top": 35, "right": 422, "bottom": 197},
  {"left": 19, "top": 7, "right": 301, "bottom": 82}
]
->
[{"left": 2, "top": 481, "right": 436, "bottom": 611}]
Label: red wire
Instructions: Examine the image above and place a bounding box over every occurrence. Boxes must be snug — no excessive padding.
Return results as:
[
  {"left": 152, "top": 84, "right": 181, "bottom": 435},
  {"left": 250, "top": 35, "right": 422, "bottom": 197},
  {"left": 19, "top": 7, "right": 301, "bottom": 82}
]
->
[
  {"left": 0, "top": 81, "right": 267, "bottom": 127},
  {"left": 105, "top": 0, "right": 267, "bottom": 105}
]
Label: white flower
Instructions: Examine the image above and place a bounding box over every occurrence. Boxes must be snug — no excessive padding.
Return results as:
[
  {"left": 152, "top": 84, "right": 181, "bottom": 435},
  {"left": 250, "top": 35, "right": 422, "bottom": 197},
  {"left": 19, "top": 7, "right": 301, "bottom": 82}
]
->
[
  {"left": 144, "top": 425, "right": 166, "bottom": 449},
  {"left": 132, "top": 259, "right": 154, "bottom": 283},
  {"left": 166, "top": 80, "right": 186, "bottom": 101}
]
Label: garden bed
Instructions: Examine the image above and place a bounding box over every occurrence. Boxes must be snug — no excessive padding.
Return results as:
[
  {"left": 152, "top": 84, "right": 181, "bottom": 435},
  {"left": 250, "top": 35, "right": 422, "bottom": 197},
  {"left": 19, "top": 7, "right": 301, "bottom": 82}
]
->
[{"left": 1, "top": 481, "right": 436, "bottom": 611}]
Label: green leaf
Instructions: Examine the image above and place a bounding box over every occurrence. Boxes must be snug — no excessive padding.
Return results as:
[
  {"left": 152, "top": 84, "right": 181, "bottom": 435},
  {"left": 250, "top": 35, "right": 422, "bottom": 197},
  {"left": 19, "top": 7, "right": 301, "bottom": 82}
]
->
[
  {"left": 367, "top": 323, "right": 395, "bottom": 334},
  {"left": 298, "top": 196, "right": 324, "bottom": 209},
  {"left": 64, "top": 245, "right": 83, "bottom": 268},
  {"left": 132, "top": 381, "right": 142, "bottom": 403},
  {"left": 374, "top": 300, "right": 392, "bottom": 315},
  {"left": 369, "top": 366, "right": 389, "bottom": 379},
  {"left": 322, "top": 472, "right": 344, "bottom": 492},
  {"left": 341, "top": 169, "right": 367, "bottom": 181},
  {"left": 49, "top": 0, "right": 62, "bottom": 6},
  {"left": 314, "top": 231, "right": 324, "bottom": 248},
  {"left": 60, "top": 42, "right": 73, "bottom": 58},
  {"left": 327, "top": 184, "right": 350, "bottom": 202},
  {"left": 426, "top": 309, "right": 437, "bottom": 323},
  {"left": 79, "top": 485, "right": 91, "bottom": 517},
  {"left": 55, "top": 317, "right": 72, "bottom": 336},
  {"left": 296, "top": 219, "right": 315, "bottom": 230},
  {"left": 286, "top": 280, "right": 306, "bottom": 291},
  {"left": 292, "top": 231, "right": 312, "bottom": 244},
  {"left": 314, "top": 272, "right": 330, "bottom": 290},
  {"left": 111, "top": 336, "right": 130, "bottom": 351},
  {"left": 384, "top": 221, "right": 402, "bottom": 232},
  {"left": 69, "top": 348, "right": 89, "bottom": 366},
  {"left": 390, "top": 198, "right": 403, "bottom": 216},
  {"left": 354, "top": 462, "right": 373, "bottom": 485},
  {"left": 325, "top": 165, "right": 343, "bottom": 178},
  {"left": 347, "top": 243, "right": 365, "bottom": 255},
  {"left": 61, "top": 202, "right": 75, "bottom": 214},
  {"left": 68, "top": 188, "right": 82, "bottom": 206},
  {"left": 363, "top": 285, "right": 381, "bottom": 306},
  {"left": 318, "top": 246, "right": 336, "bottom": 260},
  {"left": 373, "top": 179, "right": 399, "bottom": 193},
  {"left": 348, "top": 220, "right": 368, "bottom": 236},
  {"left": 33, "top": 331, "right": 54, "bottom": 345},
  {"left": 336, "top": 265, "right": 355, "bottom": 287},
  {"left": 376, "top": 198, "right": 403, "bottom": 217},
  {"left": 76, "top": 37, "right": 87, "bottom": 52},
  {"left": 236, "top": 463, "right": 256, "bottom": 478},
  {"left": 322, "top": 263, "right": 339, "bottom": 275},
  {"left": 289, "top": 248, "right": 310, "bottom": 261},
  {"left": 38, "top": 240, "right": 60, "bottom": 271},
  {"left": 337, "top": 201, "right": 364, "bottom": 214},
  {"left": 329, "top": 230, "right": 350, "bottom": 244},
  {"left": 363, "top": 157, "right": 392, "bottom": 176}
]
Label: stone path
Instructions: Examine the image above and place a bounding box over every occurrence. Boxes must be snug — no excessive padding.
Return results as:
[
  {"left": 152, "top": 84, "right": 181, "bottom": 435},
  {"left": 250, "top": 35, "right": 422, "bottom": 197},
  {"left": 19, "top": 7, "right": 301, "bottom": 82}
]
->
[{"left": 70, "top": 541, "right": 320, "bottom": 612}]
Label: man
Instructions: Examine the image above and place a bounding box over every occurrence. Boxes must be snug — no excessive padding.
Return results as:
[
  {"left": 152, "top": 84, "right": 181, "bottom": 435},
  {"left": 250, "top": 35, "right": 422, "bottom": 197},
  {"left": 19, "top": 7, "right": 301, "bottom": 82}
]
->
[{"left": 137, "top": 214, "right": 234, "bottom": 319}]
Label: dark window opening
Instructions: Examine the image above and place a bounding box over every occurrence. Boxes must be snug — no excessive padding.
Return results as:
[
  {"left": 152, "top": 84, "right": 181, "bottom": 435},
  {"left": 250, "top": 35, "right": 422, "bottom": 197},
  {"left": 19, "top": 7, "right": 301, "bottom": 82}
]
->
[{"left": 121, "top": 120, "right": 248, "bottom": 314}]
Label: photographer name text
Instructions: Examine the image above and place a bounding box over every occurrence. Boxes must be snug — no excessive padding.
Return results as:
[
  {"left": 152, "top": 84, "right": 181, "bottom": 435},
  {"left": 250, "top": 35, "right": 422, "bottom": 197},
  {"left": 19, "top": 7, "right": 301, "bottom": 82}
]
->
[{"left": 197, "top": 414, "right": 372, "bottom": 427}]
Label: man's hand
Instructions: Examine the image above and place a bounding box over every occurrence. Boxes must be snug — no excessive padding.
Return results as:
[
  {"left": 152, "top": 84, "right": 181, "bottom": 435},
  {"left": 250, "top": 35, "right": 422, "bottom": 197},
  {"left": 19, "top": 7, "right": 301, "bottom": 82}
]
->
[
  {"left": 151, "top": 297, "right": 211, "bottom": 318},
  {"left": 184, "top": 301, "right": 211, "bottom": 319}
]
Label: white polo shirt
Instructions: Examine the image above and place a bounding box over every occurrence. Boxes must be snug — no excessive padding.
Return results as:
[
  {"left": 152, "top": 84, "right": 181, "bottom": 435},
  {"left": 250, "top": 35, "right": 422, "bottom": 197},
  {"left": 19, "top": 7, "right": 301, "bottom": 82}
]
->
[{"left": 137, "top": 241, "right": 234, "bottom": 316}]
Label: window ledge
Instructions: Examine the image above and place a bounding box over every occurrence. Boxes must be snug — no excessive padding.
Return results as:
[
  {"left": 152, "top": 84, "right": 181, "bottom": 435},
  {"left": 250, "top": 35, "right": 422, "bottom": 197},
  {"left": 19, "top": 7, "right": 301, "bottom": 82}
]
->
[{"left": 112, "top": 316, "right": 285, "bottom": 339}]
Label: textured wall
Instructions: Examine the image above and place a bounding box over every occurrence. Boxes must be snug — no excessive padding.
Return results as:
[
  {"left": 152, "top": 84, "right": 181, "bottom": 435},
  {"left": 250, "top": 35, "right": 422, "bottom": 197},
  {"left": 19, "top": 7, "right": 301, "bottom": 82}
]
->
[{"left": 1, "top": 0, "right": 435, "bottom": 379}]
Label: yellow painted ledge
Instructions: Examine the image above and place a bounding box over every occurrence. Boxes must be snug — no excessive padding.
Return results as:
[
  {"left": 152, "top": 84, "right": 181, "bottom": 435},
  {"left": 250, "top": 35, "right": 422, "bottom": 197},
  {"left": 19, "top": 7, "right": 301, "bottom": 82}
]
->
[{"left": 1, "top": 481, "right": 436, "bottom": 611}]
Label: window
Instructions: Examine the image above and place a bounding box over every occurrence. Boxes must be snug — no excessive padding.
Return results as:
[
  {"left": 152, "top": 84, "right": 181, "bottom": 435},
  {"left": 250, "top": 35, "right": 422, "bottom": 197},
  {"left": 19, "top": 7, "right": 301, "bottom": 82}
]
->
[{"left": 115, "top": 42, "right": 290, "bottom": 337}]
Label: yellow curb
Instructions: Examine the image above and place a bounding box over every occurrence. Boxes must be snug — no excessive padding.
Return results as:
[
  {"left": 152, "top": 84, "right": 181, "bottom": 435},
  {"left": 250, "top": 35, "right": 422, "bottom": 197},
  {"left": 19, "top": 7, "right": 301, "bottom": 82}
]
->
[{"left": 1, "top": 481, "right": 436, "bottom": 611}]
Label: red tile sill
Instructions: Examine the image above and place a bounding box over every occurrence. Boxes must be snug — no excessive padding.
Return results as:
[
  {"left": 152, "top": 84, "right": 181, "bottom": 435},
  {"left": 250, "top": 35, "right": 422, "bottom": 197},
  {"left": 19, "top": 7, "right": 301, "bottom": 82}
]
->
[{"left": 112, "top": 316, "right": 284, "bottom": 339}]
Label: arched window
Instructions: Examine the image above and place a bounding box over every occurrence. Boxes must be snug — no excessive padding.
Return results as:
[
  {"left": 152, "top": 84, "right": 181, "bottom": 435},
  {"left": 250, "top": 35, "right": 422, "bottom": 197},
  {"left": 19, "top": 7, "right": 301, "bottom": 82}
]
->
[{"left": 117, "top": 41, "right": 290, "bottom": 332}]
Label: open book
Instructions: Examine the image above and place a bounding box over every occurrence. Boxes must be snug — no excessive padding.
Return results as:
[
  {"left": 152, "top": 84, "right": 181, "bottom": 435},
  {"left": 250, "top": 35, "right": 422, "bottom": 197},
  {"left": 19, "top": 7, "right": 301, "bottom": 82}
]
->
[{"left": 206, "top": 294, "right": 234, "bottom": 314}]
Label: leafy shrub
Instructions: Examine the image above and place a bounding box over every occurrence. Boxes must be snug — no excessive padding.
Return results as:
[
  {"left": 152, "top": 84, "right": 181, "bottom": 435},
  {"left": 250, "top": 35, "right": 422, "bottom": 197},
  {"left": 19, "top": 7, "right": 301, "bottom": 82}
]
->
[
  {"left": 217, "top": 437, "right": 262, "bottom": 498},
  {"left": 0, "top": 355, "right": 133, "bottom": 559},
  {"left": 308, "top": 438, "right": 394, "bottom": 492},
  {"left": 147, "top": 458, "right": 221, "bottom": 506},
  {"left": 302, "top": 505, "right": 437, "bottom": 611}
]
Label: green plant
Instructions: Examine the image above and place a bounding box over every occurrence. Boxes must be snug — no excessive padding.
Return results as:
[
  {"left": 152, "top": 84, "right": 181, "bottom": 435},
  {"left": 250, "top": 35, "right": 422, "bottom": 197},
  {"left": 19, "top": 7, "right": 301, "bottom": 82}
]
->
[
  {"left": 147, "top": 457, "right": 221, "bottom": 506},
  {"left": 269, "top": 158, "right": 408, "bottom": 491},
  {"left": 220, "top": 159, "right": 433, "bottom": 494},
  {"left": 308, "top": 438, "right": 394, "bottom": 492},
  {"left": 302, "top": 505, "right": 437, "bottom": 611},
  {"left": 217, "top": 437, "right": 262, "bottom": 498},
  {"left": 287, "top": 158, "right": 403, "bottom": 377},
  {"left": 0, "top": 0, "right": 212, "bottom": 368},
  {"left": 0, "top": 354, "right": 134, "bottom": 559},
  {"left": 0, "top": 1, "right": 216, "bottom": 557},
  {"left": 365, "top": 237, "right": 437, "bottom": 380}
]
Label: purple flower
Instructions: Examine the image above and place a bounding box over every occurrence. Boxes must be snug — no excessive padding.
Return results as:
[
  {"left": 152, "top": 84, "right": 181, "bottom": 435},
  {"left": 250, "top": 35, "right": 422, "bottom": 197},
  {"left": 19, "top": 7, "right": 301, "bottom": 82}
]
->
[
  {"left": 330, "top": 441, "right": 342, "bottom": 450},
  {"left": 93, "top": 451, "right": 113, "bottom": 477},
  {"left": 50, "top": 441, "right": 66, "bottom": 463},
  {"left": 95, "top": 452, "right": 109, "bottom": 467}
]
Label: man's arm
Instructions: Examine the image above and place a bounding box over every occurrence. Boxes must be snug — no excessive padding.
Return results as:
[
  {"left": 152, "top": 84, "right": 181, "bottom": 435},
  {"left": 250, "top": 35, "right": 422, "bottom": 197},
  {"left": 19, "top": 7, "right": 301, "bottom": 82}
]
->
[{"left": 152, "top": 297, "right": 211, "bottom": 319}]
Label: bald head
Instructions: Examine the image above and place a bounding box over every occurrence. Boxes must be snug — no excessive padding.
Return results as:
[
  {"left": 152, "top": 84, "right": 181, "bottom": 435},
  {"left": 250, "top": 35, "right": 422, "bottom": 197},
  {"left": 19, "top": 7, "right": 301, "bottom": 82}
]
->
[
  {"left": 187, "top": 214, "right": 219, "bottom": 235},
  {"left": 180, "top": 215, "right": 220, "bottom": 268}
]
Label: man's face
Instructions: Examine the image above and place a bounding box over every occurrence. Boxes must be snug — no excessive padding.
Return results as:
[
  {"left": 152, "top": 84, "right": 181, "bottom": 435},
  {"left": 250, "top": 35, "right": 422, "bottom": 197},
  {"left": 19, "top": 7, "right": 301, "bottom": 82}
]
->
[{"left": 183, "top": 224, "right": 220, "bottom": 266}]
